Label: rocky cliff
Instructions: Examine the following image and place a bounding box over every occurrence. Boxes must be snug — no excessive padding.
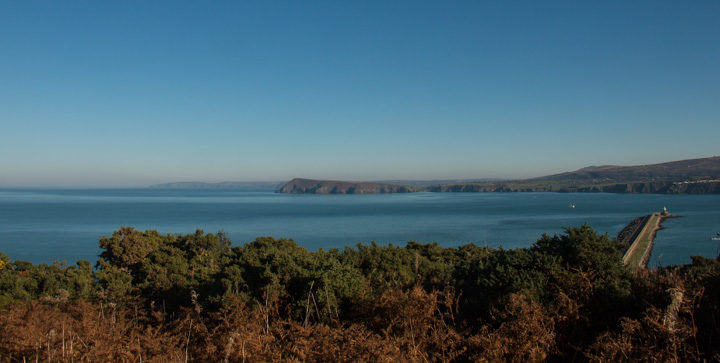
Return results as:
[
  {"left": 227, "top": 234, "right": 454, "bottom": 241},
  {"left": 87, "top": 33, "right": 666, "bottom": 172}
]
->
[
  {"left": 593, "top": 181, "right": 720, "bottom": 194},
  {"left": 275, "top": 157, "right": 720, "bottom": 195},
  {"left": 276, "top": 178, "right": 418, "bottom": 194},
  {"left": 432, "top": 157, "right": 720, "bottom": 194},
  {"left": 548, "top": 181, "right": 720, "bottom": 194},
  {"left": 277, "top": 179, "right": 720, "bottom": 195},
  {"left": 428, "top": 184, "right": 554, "bottom": 193}
]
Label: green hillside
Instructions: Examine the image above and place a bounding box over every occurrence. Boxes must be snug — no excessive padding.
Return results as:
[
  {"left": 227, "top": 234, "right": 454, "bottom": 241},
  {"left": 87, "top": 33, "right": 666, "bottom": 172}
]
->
[{"left": 439, "top": 156, "right": 720, "bottom": 193}]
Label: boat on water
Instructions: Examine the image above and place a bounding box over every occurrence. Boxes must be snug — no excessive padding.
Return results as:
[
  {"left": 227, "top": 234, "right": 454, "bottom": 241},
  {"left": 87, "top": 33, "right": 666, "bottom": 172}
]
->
[{"left": 569, "top": 204, "right": 575, "bottom": 209}]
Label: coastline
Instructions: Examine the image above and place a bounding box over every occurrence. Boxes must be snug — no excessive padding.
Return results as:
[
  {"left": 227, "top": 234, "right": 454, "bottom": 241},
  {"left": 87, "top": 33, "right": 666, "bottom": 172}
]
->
[{"left": 275, "top": 179, "right": 720, "bottom": 195}]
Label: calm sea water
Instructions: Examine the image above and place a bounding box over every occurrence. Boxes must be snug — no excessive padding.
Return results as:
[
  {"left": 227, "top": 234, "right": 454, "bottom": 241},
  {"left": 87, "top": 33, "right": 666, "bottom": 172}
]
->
[{"left": 1, "top": 188, "right": 719, "bottom": 267}]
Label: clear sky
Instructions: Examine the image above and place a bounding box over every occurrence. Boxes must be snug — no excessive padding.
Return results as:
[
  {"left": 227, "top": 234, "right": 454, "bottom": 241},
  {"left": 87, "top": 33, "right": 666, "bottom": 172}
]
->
[{"left": 1, "top": 1, "right": 718, "bottom": 187}]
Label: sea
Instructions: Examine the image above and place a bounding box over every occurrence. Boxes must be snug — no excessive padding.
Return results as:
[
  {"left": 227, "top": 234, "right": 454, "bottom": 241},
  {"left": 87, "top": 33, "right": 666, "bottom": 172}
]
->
[{"left": 1, "top": 188, "right": 719, "bottom": 268}]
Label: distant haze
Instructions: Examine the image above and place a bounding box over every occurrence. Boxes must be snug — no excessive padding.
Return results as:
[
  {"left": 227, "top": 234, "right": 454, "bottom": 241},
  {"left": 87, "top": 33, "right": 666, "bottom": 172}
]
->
[{"left": 1, "top": 2, "right": 718, "bottom": 187}]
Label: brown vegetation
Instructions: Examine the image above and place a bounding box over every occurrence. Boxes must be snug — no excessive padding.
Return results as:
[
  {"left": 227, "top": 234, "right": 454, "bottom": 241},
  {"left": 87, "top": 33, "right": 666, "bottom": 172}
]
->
[{"left": 1, "top": 225, "right": 719, "bottom": 361}]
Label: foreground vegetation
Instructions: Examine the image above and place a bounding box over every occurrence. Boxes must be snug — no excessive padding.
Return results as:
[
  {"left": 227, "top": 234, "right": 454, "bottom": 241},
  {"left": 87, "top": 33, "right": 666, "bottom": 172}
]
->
[{"left": 1, "top": 225, "right": 719, "bottom": 361}]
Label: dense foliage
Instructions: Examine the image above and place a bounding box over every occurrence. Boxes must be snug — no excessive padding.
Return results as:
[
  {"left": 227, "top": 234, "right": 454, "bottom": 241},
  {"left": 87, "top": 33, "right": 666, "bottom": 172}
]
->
[{"left": 1, "top": 224, "right": 719, "bottom": 361}]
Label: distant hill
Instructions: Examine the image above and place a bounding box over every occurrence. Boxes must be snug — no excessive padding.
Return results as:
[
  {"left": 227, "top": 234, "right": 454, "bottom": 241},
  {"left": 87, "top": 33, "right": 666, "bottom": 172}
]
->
[
  {"left": 576, "top": 165, "right": 621, "bottom": 172},
  {"left": 277, "top": 157, "right": 720, "bottom": 194},
  {"left": 436, "top": 156, "right": 720, "bottom": 193},
  {"left": 535, "top": 156, "right": 720, "bottom": 183},
  {"left": 275, "top": 178, "right": 419, "bottom": 194},
  {"left": 150, "top": 181, "right": 282, "bottom": 189}
]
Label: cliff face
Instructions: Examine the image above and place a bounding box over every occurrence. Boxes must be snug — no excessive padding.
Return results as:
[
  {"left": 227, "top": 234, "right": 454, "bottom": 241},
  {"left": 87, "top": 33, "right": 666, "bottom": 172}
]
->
[
  {"left": 551, "top": 181, "right": 720, "bottom": 194},
  {"left": 428, "top": 184, "right": 552, "bottom": 193},
  {"left": 597, "top": 181, "right": 720, "bottom": 194},
  {"left": 430, "top": 181, "right": 720, "bottom": 194},
  {"left": 559, "top": 182, "right": 673, "bottom": 193},
  {"left": 276, "top": 178, "right": 417, "bottom": 194},
  {"left": 277, "top": 179, "right": 720, "bottom": 195},
  {"left": 669, "top": 181, "right": 720, "bottom": 194}
]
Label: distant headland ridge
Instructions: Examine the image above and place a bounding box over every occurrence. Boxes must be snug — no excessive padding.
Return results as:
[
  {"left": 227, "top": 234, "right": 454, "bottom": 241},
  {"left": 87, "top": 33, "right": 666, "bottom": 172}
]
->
[{"left": 276, "top": 156, "right": 720, "bottom": 195}]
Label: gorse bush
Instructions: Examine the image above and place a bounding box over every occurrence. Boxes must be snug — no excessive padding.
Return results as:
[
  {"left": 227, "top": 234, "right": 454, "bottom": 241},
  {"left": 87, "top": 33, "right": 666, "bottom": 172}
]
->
[{"left": 0, "top": 225, "right": 718, "bottom": 361}]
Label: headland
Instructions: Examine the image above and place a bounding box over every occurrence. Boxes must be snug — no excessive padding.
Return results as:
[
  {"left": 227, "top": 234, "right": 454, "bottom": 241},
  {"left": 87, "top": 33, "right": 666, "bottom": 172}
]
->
[{"left": 275, "top": 156, "right": 720, "bottom": 194}]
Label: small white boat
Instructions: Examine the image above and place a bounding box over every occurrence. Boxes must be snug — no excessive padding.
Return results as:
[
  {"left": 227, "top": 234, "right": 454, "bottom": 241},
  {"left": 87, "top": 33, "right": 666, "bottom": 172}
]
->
[{"left": 569, "top": 204, "right": 575, "bottom": 209}]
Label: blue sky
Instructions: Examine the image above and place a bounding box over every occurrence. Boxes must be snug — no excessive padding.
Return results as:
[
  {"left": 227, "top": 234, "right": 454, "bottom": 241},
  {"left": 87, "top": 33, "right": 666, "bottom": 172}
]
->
[{"left": 1, "top": 1, "right": 718, "bottom": 187}]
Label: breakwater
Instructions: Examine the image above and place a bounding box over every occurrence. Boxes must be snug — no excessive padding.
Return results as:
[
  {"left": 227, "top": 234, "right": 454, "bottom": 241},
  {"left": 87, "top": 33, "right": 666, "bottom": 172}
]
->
[{"left": 622, "top": 212, "right": 671, "bottom": 268}]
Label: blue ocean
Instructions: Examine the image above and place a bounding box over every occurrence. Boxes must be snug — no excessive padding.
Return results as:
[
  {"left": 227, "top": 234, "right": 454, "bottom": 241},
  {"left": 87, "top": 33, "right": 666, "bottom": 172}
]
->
[{"left": 1, "top": 188, "right": 718, "bottom": 267}]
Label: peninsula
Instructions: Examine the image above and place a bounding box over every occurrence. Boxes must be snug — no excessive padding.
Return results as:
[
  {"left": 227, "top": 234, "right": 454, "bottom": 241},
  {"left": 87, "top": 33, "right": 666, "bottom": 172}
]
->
[
  {"left": 276, "top": 178, "right": 419, "bottom": 194},
  {"left": 275, "top": 156, "right": 720, "bottom": 194}
]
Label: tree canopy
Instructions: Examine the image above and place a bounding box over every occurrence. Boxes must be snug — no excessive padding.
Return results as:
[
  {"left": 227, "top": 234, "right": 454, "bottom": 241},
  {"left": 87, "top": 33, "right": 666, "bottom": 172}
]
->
[{"left": 1, "top": 225, "right": 718, "bottom": 361}]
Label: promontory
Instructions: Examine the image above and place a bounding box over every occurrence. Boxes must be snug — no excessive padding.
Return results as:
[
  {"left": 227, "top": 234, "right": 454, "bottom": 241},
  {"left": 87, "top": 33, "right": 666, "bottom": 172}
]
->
[
  {"left": 275, "top": 178, "right": 419, "bottom": 194},
  {"left": 275, "top": 156, "right": 720, "bottom": 195}
]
